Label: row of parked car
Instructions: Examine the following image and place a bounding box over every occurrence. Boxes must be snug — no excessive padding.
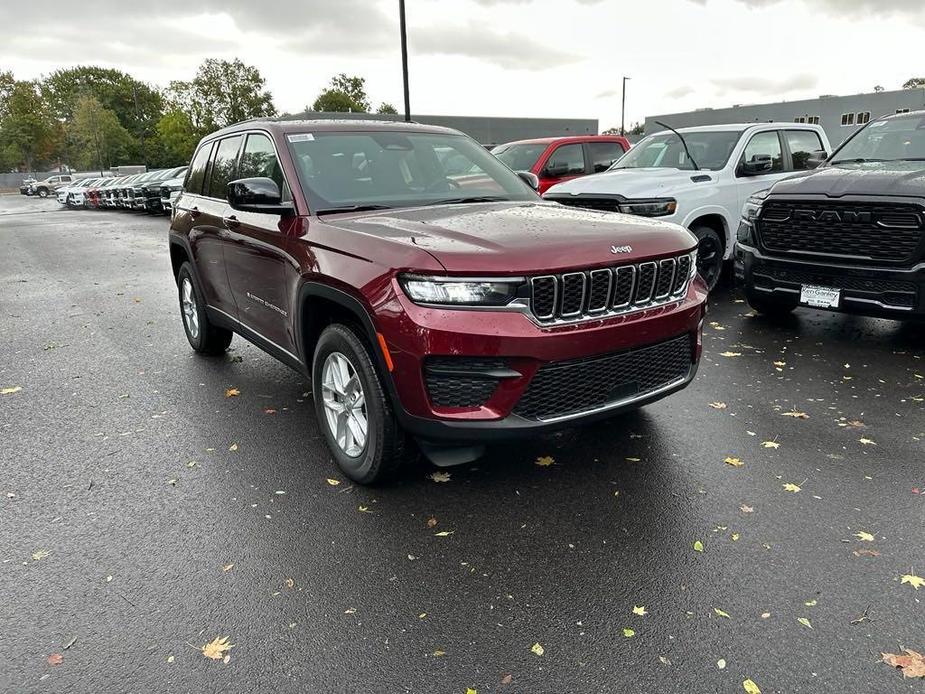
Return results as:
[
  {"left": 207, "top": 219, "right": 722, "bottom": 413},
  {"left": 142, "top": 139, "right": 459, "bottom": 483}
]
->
[{"left": 51, "top": 167, "right": 188, "bottom": 214}]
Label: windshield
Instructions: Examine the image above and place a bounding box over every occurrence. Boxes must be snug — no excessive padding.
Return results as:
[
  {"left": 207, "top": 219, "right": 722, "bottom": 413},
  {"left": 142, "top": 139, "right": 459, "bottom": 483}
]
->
[
  {"left": 491, "top": 142, "right": 548, "bottom": 171},
  {"left": 830, "top": 113, "right": 925, "bottom": 165},
  {"left": 615, "top": 130, "right": 743, "bottom": 171},
  {"left": 287, "top": 131, "right": 538, "bottom": 212}
]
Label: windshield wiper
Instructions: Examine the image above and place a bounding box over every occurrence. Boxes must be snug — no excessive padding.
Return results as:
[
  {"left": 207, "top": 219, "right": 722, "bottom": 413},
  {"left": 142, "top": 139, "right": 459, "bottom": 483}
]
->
[
  {"left": 829, "top": 158, "right": 886, "bottom": 164},
  {"left": 426, "top": 196, "right": 509, "bottom": 206},
  {"left": 315, "top": 204, "right": 393, "bottom": 215},
  {"left": 655, "top": 120, "right": 700, "bottom": 171}
]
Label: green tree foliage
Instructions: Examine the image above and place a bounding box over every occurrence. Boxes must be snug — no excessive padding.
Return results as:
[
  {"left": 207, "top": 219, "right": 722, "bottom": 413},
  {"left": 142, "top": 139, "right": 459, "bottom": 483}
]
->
[
  {"left": 69, "top": 95, "right": 134, "bottom": 171},
  {"left": 0, "top": 70, "right": 15, "bottom": 120},
  {"left": 167, "top": 58, "right": 275, "bottom": 134},
  {"left": 0, "top": 80, "right": 61, "bottom": 171},
  {"left": 377, "top": 102, "right": 398, "bottom": 115},
  {"left": 310, "top": 74, "right": 371, "bottom": 113},
  {"left": 155, "top": 109, "right": 200, "bottom": 166},
  {"left": 903, "top": 77, "right": 925, "bottom": 89}
]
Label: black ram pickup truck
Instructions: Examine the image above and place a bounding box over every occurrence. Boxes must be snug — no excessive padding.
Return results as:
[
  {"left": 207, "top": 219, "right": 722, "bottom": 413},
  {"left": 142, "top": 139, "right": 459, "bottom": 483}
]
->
[{"left": 736, "top": 109, "right": 925, "bottom": 322}]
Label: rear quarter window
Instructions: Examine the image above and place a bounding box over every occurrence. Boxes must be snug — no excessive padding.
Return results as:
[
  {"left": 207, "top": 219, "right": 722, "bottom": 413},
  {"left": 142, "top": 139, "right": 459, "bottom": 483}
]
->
[{"left": 185, "top": 143, "right": 214, "bottom": 195}]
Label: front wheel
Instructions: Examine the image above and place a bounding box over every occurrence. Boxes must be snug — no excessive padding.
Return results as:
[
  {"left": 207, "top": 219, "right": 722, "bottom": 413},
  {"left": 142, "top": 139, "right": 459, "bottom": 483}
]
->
[
  {"left": 312, "top": 324, "right": 408, "bottom": 484},
  {"left": 691, "top": 225, "right": 724, "bottom": 291},
  {"left": 37, "top": 188, "right": 49, "bottom": 198}
]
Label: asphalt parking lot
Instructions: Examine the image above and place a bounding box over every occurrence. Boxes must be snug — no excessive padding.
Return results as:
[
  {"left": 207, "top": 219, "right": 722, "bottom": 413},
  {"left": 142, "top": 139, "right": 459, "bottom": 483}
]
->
[{"left": 1, "top": 194, "right": 923, "bottom": 694}]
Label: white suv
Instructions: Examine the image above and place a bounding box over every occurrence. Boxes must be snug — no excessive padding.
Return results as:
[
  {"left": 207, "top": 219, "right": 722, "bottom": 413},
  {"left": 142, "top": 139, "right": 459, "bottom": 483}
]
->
[{"left": 544, "top": 123, "right": 831, "bottom": 289}]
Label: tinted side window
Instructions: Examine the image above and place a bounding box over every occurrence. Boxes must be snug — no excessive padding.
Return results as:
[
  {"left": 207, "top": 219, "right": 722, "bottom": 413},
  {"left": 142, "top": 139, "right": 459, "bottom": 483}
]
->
[
  {"left": 742, "top": 131, "right": 783, "bottom": 172},
  {"left": 545, "top": 143, "right": 585, "bottom": 177},
  {"left": 786, "top": 130, "right": 824, "bottom": 170},
  {"left": 588, "top": 142, "right": 626, "bottom": 173},
  {"left": 185, "top": 143, "right": 213, "bottom": 195},
  {"left": 239, "top": 133, "right": 285, "bottom": 191},
  {"left": 208, "top": 135, "right": 243, "bottom": 200}
]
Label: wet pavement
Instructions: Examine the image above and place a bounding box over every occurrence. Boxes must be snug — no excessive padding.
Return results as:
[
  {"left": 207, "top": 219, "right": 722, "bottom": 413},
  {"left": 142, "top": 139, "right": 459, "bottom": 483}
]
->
[{"left": 1, "top": 195, "right": 923, "bottom": 693}]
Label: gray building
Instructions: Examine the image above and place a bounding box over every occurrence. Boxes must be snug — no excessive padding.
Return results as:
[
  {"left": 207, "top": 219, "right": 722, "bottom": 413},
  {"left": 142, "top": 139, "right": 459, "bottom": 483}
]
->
[
  {"left": 645, "top": 88, "right": 925, "bottom": 150},
  {"left": 291, "top": 111, "right": 598, "bottom": 146}
]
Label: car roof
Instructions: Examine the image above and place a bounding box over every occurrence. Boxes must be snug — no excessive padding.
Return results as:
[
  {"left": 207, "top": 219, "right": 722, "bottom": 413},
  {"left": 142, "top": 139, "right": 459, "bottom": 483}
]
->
[
  {"left": 649, "top": 122, "right": 822, "bottom": 135},
  {"left": 879, "top": 108, "right": 925, "bottom": 121},
  {"left": 204, "top": 118, "right": 465, "bottom": 143},
  {"left": 496, "top": 135, "right": 628, "bottom": 147}
]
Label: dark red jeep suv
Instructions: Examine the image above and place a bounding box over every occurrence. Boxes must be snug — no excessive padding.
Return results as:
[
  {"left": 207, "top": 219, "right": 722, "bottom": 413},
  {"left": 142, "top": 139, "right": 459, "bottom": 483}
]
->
[{"left": 168, "top": 119, "right": 707, "bottom": 483}]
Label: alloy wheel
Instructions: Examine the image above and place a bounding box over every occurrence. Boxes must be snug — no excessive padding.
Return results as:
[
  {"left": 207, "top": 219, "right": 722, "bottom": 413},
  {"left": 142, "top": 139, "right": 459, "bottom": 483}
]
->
[
  {"left": 321, "top": 352, "right": 369, "bottom": 457},
  {"left": 181, "top": 277, "right": 200, "bottom": 339}
]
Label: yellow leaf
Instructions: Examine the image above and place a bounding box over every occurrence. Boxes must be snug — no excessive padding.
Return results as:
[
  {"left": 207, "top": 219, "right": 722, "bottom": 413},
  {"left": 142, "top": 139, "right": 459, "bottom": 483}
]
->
[
  {"left": 201, "top": 636, "right": 234, "bottom": 660},
  {"left": 781, "top": 410, "right": 809, "bottom": 419},
  {"left": 222, "top": 563, "right": 234, "bottom": 572},
  {"left": 773, "top": 361, "right": 786, "bottom": 367},
  {"left": 434, "top": 530, "right": 455, "bottom": 537},
  {"left": 901, "top": 573, "right": 925, "bottom": 590},
  {"left": 743, "top": 679, "right": 761, "bottom": 694},
  {"left": 761, "top": 440, "right": 780, "bottom": 449},
  {"left": 719, "top": 351, "right": 742, "bottom": 357},
  {"left": 428, "top": 471, "right": 451, "bottom": 482},
  {"left": 622, "top": 627, "right": 635, "bottom": 638},
  {"left": 717, "top": 659, "right": 726, "bottom": 669},
  {"left": 731, "top": 533, "right": 741, "bottom": 542},
  {"left": 224, "top": 388, "right": 240, "bottom": 398},
  {"left": 859, "top": 437, "right": 877, "bottom": 446},
  {"left": 31, "top": 549, "right": 50, "bottom": 561},
  {"left": 229, "top": 443, "right": 238, "bottom": 451},
  {"left": 326, "top": 478, "right": 341, "bottom": 486},
  {"left": 632, "top": 605, "right": 647, "bottom": 616},
  {"left": 804, "top": 599, "right": 817, "bottom": 606},
  {"left": 782, "top": 482, "right": 802, "bottom": 493},
  {"left": 467, "top": 689, "right": 478, "bottom": 694},
  {"left": 534, "top": 455, "right": 555, "bottom": 467},
  {"left": 358, "top": 505, "right": 372, "bottom": 513},
  {"left": 797, "top": 617, "right": 813, "bottom": 629},
  {"left": 709, "top": 402, "right": 727, "bottom": 409},
  {"left": 0, "top": 386, "right": 22, "bottom": 395},
  {"left": 530, "top": 642, "right": 544, "bottom": 656},
  {"left": 740, "top": 504, "right": 754, "bottom": 513},
  {"left": 713, "top": 607, "right": 731, "bottom": 619},
  {"left": 854, "top": 531, "right": 874, "bottom": 542},
  {"left": 433, "top": 649, "right": 445, "bottom": 657},
  {"left": 693, "top": 540, "right": 704, "bottom": 552},
  {"left": 724, "top": 456, "right": 744, "bottom": 467}
]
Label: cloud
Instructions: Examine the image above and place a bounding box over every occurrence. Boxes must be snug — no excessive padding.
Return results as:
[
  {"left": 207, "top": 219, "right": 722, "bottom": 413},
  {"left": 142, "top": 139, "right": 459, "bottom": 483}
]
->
[
  {"left": 665, "top": 85, "right": 695, "bottom": 99},
  {"left": 690, "top": 0, "right": 925, "bottom": 22},
  {"left": 710, "top": 73, "right": 818, "bottom": 95},
  {"left": 595, "top": 88, "right": 620, "bottom": 99}
]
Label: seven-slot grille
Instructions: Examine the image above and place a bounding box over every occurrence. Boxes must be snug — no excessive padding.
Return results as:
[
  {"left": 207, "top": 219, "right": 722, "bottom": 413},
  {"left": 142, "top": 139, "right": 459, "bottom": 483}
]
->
[{"left": 529, "top": 253, "right": 692, "bottom": 323}]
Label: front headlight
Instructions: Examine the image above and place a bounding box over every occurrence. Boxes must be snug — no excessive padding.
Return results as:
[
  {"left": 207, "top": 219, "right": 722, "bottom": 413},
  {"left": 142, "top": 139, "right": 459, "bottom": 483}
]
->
[
  {"left": 742, "top": 189, "right": 769, "bottom": 221},
  {"left": 619, "top": 198, "right": 677, "bottom": 217},
  {"left": 400, "top": 275, "right": 522, "bottom": 306}
]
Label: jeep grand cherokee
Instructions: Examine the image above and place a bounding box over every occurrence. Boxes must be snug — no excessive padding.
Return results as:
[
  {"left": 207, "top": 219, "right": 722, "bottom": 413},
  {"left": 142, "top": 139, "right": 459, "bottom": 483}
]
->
[{"left": 168, "top": 120, "right": 707, "bottom": 483}]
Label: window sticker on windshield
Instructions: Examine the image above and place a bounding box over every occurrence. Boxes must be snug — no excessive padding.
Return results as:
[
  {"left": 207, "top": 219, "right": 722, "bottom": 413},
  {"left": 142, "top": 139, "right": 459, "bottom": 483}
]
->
[{"left": 288, "top": 133, "right": 315, "bottom": 142}]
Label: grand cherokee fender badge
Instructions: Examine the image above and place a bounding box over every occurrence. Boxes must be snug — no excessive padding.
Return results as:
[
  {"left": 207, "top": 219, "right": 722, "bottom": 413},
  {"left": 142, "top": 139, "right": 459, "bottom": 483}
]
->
[{"left": 611, "top": 244, "right": 633, "bottom": 254}]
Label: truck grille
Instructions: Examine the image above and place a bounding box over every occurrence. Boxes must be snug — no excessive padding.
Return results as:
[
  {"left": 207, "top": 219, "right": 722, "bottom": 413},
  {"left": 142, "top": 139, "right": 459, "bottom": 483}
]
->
[
  {"left": 758, "top": 201, "right": 925, "bottom": 263},
  {"left": 513, "top": 334, "right": 693, "bottom": 421},
  {"left": 529, "top": 253, "right": 693, "bottom": 323},
  {"left": 550, "top": 195, "right": 622, "bottom": 213}
]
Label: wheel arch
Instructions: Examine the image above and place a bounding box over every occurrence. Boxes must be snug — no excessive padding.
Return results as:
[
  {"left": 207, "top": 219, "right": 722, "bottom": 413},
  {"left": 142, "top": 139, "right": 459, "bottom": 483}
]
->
[{"left": 684, "top": 208, "right": 734, "bottom": 258}]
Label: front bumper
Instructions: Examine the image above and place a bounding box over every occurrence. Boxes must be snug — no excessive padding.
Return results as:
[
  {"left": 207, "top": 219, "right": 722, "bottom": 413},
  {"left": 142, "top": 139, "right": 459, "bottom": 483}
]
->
[
  {"left": 377, "top": 276, "right": 708, "bottom": 442},
  {"left": 735, "top": 241, "right": 925, "bottom": 319}
]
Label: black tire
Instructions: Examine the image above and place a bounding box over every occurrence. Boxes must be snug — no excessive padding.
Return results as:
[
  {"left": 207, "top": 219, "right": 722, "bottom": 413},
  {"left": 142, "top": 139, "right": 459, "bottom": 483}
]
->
[
  {"left": 745, "top": 287, "right": 798, "bottom": 316},
  {"left": 37, "top": 187, "right": 49, "bottom": 198},
  {"left": 176, "top": 262, "right": 232, "bottom": 355},
  {"left": 691, "top": 225, "right": 724, "bottom": 291},
  {"left": 312, "top": 324, "right": 408, "bottom": 484}
]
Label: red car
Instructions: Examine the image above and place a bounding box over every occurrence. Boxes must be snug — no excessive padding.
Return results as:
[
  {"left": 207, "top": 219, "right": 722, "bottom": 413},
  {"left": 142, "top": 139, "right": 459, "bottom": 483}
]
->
[
  {"left": 168, "top": 120, "right": 704, "bottom": 483},
  {"left": 491, "top": 135, "right": 631, "bottom": 194}
]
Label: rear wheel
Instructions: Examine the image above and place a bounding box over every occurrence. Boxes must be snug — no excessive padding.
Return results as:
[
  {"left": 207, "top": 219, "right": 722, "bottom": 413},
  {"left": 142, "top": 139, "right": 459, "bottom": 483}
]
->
[
  {"left": 177, "top": 262, "right": 232, "bottom": 354},
  {"left": 691, "top": 225, "right": 724, "bottom": 291},
  {"left": 37, "top": 187, "right": 49, "bottom": 198},
  {"left": 312, "top": 324, "right": 407, "bottom": 484}
]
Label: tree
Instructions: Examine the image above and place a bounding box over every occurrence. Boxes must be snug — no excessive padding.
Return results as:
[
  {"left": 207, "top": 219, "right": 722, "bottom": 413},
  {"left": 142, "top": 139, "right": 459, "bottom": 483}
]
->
[
  {"left": 69, "top": 95, "right": 133, "bottom": 171},
  {"left": 903, "top": 77, "right": 925, "bottom": 89},
  {"left": 873, "top": 85, "right": 885, "bottom": 93},
  {"left": 310, "top": 73, "right": 371, "bottom": 113},
  {"left": 0, "top": 80, "right": 61, "bottom": 171},
  {"left": 377, "top": 102, "right": 398, "bottom": 115},
  {"left": 155, "top": 109, "right": 199, "bottom": 166},
  {"left": 167, "top": 58, "right": 276, "bottom": 134},
  {"left": 0, "top": 70, "right": 15, "bottom": 120}
]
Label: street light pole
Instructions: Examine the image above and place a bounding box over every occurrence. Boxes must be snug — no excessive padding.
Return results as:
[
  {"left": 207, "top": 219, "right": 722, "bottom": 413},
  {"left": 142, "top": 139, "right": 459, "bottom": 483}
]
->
[
  {"left": 621, "top": 76, "right": 631, "bottom": 136},
  {"left": 399, "top": 0, "right": 411, "bottom": 122}
]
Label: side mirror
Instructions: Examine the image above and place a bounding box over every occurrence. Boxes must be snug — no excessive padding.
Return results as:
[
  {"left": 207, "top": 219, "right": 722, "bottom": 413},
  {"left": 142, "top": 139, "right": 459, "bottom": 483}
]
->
[
  {"left": 741, "top": 154, "right": 773, "bottom": 175},
  {"left": 805, "top": 150, "right": 828, "bottom": 169},
  {"left": 517, "top": 171, "right": 540, "bottom": 191},
  {"left": 227, "top": 177, "right": 294, "bottom": 215}
]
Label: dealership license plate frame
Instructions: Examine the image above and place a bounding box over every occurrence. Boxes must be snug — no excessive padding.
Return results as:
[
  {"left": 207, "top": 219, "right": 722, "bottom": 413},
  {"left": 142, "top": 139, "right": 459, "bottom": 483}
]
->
[{"left": 799, "top": 284, "right": 841, "bottom": 309}]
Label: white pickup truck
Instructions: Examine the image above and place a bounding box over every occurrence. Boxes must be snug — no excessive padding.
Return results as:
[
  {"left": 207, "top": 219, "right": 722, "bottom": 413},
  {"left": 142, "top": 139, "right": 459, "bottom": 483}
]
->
[{"left": 544, "top": 123, "right": 831, "bottom": 289}]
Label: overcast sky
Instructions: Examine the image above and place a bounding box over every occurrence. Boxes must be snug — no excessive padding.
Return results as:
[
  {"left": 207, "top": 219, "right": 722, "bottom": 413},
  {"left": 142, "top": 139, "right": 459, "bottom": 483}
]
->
[{"left": 2, "top": 0, "right": 923, "bottom": 128}]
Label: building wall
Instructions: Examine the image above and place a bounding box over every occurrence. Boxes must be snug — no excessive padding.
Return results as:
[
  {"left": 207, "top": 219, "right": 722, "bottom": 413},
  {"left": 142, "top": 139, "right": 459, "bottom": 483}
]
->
[
  {"left": 645, "top": 88, "right": 925, "bottom": 150},
  {"left": 291, "top": 111, "right": 599, "bottom": 146}
]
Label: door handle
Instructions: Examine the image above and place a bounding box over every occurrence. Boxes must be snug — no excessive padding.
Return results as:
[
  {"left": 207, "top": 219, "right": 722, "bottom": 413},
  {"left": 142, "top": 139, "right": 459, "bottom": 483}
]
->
[
  {"left": 189, "top": 206, "right": 201, "bottom": 219},
  {"left": 223, "top": 215, "right": 240, "bottom": 229}
]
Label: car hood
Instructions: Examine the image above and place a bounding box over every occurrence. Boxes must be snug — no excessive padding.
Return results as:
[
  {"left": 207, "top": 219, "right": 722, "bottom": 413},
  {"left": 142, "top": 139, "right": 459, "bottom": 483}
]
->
[
  {"left": 768, "top": 162, "right": 925, "bottom": 198},
  {"left": 322, "top": 201, "right": 696, "bottom": 274},
  {"left": 545, "top": 167, "right": 707, "bottom": 198},
  {"left": 161, "top": 176, "right": 184, "bottom": 187}
]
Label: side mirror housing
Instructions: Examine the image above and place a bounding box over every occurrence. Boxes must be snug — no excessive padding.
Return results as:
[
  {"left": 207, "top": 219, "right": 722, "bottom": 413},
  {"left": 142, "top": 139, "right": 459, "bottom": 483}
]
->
[
  {"left": 517, "top": 170, "right": 540, "bottom": 191},
  {"left": 805, "top": 150, "right": 829, "bottom": 169},
  {"left": 227, "top": 177, "right": 294, "bottom": 215},
  {"left": 741, "top": 154, "right": 774, "bottom": 175}
]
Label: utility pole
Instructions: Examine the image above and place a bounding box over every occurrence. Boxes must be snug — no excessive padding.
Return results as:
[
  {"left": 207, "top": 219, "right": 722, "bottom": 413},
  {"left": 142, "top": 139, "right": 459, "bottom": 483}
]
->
[
  {"left": 399, "top": 0, "right": 411, "bottom": 122},
  {"left": 133, "top": 85, "right": 147, "bottom": 170},
  {"left": 621, "top": 76, "right": 631, "bottom": 136}
]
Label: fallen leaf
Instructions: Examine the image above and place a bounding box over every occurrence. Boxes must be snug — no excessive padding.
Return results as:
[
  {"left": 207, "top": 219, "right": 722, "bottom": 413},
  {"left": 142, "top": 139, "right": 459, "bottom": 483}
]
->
[
  {"left": 719, "top": 351, "right": 742, "bottom": 357},
  {"left": 781, "top": 410, "right": 809, "bottom": 419},
  {"left": 433, "top": 649, "right": 445, "bottom": 657},
  {"left": 854, "top": 531, "right": 875, "bottom": 542},
  {"left": 798, "top": 617, "right": 813, "bottom": 629},
  {"left": 782, "top": 482, "right": 802, "bottom": 493},
  {"left": 761, "top": 440, "right": 780, "bottom": 449},
  {"left": 434, "top": 531, "right": 455, "bottom": 537},
  {"left": 804, "top": 599, "right": 817, "bottom": 606},
  {"left": 167, "top": 478, "right": 177, "bottom": 486},
  {"left": 531, "top": 642, "right": 544, "bottom": 656},
  {"left": 428, "top": 471, "right": 451, "bottom": 482},
  {"left": 326, "top": 478, "right": 341, "bottom": 486},
  {"left": 426, "top": 517, "right": 438, "bottom": 528},
  {"left": 201, "top": 636, "right": 234, "bottom": 660},
  {"left": 773, "top": 361, "right": 786, "bottom": 367},
  {"left": 717, "top": 659, "right": 727, "bottom": 670},
  {"left": 859, "top": 437, "right": 877, "bottom": 446},
  {"left": 358, "top": 505, "right": 372, "bottom": 513},
  {"left": 853, "top": 549, "right": 880, "bottom": 557},
  {"left": 709, "top": 402, "right": 727, "bottom": 409},
  {"left": 761, "top": 612, "right": 771, "bottom": 619},
  {"left": 901, "top": 573, "right": 925, "bottom": 590},
  {"left": 285, "top": 577, "right": 294, "bottom": 589},
  {"left": 466, "top": 689, "right": 478, "bottom": 694},
  {"left": 622, "top": 628, "right": 635, "bottom": 638},
  {"left": 743, "top": 679, "right": 761, "bottom": 694},
  {"left": 47, "top": 653, "right": 63, "bottom": 666},
  {"left": 167, "top": 655, "right": 175, "bottom": 663},
  {"left": 713, "top": 607, "right": 731, "bottom": 619},
  {"left": 740, "top": 504, "right": 754, "bottom": 513},
  {"left": 632, "top": 605, "right": 647, "bottom": 616},
  {"left": 534, "top": 455, "right": 555, "bottom": 467},
  {"left": 31, "top": 549, "right": 50, "bottom": 561},
  {"left": 222, "top": 563, "right": 234, "bottom": 572},
  {"left": 1, "top": 386, "right": 22, "bottom": 395},
  {"left": 224, "top": 388, "right": 240, "bottom": 398},
  {"left": 731, "top": 533, "right": 741, "bottom": 542},
  {"left": 725, "top": 456, "right": 744, "bottom": 467},
  {"left": 501, "top": 674, "right": 513, "bottom": 684},
  {"left": 882, "top": 649, "right": 925, "bottom": 679},
  {"left": 264, "top": 408, "right": 277, "bottom": 415},
  {"left": 693, "top": 540, "right": 704, "bottom": 552},
  {"left": 228, "top": 443, "right": 238, "bottom": 452}
]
